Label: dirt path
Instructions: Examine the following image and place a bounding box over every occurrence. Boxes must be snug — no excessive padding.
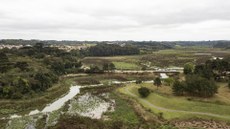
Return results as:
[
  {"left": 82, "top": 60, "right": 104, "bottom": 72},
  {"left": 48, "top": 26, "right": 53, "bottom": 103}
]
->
[
  {"left": 123, "top": 87, "right": 230, "bottom": 119},
  {"left": 216, "top": 94, "right": 230, "bottom": 104}
]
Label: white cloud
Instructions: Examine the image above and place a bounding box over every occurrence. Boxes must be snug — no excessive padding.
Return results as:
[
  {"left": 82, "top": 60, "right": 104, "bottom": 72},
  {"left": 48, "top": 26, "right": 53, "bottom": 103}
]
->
[{"left": 0, "top": 0, "right": 229, "bottom": 40}]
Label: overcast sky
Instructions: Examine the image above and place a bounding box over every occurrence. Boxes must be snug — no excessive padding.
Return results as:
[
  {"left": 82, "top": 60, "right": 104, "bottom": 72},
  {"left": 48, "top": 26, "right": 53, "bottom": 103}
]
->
[{"left": 0, "top": 0, "right": 230, "bottom": 41}]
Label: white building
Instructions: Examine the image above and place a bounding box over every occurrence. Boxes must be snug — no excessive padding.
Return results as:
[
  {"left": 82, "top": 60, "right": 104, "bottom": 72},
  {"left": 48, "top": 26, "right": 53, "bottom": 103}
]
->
[{"left": 160, "top": 73, "right": 169, "bottom": 79}]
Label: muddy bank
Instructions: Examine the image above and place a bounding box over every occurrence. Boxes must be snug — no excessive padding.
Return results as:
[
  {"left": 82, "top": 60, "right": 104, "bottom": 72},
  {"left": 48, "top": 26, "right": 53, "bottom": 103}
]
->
[{"left": 68, "top": 93, "right": 115, "bottom": 119}]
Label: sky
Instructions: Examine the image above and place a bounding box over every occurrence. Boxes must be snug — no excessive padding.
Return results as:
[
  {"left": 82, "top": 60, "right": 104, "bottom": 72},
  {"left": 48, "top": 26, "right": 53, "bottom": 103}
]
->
[{"left": 0, "top": 0, "right": 230, "bottom": 41}]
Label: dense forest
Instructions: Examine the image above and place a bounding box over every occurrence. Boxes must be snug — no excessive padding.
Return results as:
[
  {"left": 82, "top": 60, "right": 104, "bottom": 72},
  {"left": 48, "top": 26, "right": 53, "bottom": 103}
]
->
[
  {"left": 87, "top": 44, "right": 140, "bottom": 56},
  {"left": 213, "top": 41, "right": 230, "bottom": 49},
  {"left": 0, "top": 43, "right": 82, "bottom": 99}
]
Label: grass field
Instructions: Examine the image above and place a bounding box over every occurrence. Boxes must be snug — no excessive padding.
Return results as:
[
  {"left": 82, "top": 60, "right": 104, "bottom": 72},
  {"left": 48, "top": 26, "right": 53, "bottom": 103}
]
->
[
  {"left": 82, "top": 48, "right": 230, "bottom": 68},
  {"left": 82, "top": 55, "right": 140, "bottom": 68},
  {"left": 104, "top": 93, "right": 140, "bottom": 125},
  {"left": 112, "top": 61, "right": 140, "bottom": 70},
  {"left": 119, "top": 83, "right": 230, "bottom": 121}
]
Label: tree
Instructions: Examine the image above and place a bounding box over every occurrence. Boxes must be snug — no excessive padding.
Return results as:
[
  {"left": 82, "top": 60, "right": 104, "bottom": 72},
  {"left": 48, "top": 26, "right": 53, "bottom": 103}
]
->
[
  {"left": 138, "top": 87, "right": 150, "bottom": 98},
  {"left": 136, "top": 79, "right": 142, "bottom": 84},
  {"left": 34, "top": 72, "right": 53, "bottom": 91},
  {"left": 2, "top": 86, "right": 13, "bottom": 98},
  {"left": 141, "top": 65, "right": 147, "bottom": 70},
  {"left": 172, "top": 80, "right": 185, "bottom": 96},
  {"left": 51, "top": 61, "right": 65, "bottom": 75},
  {"left": 88, "top": 44, "right": 140, "bottom": 56},
  {"left": 185, "top": 75, "right": 218, "bottom": 97},
  {"left": 109, "top": 63, "right": 116, "bottom": 71},
  {"left": 183, "top": 62, "right": 194, "bottom": 74},
  {"left": 164, "top": 78, "right": 175, "bottom": 86},
  {"left": 15, "top": 61, "right": 29, "bottom": 71},
  {"left": 86, "top": 65, "right": 103, "bottom": 73},
  {"left": 194, "top": 64, "right": 213, "bottom": 79},
  {"left": 17, "top": 78, "right": 30, "bottom": 94},
  {"left": 154, "top": 77, "right": 162, "bottom": 89},
  {"left": 34, "top": 42, "right": 44, "bottom": 51},
  {"left": 0, "top": 52, "right": 11, "bottom": 73},
  {"left": 103, "top": 63, "right": 109, "bottom": 71},
  {"left": 172, "top": 75, "right": 218, "bottom": 97},
  {"left": 0, "top": 52, "right": 9, "bottom": 63},
  {"left": 103, "top": 63, "right": 115, "bottom": 72}
]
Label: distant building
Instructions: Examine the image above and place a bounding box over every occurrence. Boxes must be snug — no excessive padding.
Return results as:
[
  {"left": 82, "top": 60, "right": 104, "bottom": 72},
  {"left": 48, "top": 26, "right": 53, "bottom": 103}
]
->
[
  {"left": 160, "top": 73, "right": 169, "bottom": 79},
  {"left": 212, "top": 56, "right": 224, "bottom": 60}
]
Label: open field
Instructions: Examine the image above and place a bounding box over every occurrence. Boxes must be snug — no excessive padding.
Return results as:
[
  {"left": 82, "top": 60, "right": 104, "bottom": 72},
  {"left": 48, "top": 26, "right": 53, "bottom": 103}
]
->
[
  {"left": 82, "top": 48, "right": 230, "bottom": 68},
  {"left": 112, "top": 61, "right": 140, "bottom": 70},
  {"left": 118, "top": 83, "right": 230, "bottom": 121}
]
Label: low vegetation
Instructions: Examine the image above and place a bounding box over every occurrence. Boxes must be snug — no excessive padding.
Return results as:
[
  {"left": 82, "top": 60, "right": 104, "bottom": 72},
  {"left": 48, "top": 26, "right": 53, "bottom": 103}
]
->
[
  {"left": 138, "top": 87, "right": 150, "bottom": 98},
  {"left": 112, "top": 61, "right": 139, "bottom": 70}
]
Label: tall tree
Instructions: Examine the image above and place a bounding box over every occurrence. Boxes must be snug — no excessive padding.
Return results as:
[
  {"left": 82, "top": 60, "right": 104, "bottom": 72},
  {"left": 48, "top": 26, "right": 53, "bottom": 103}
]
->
[{"left": 154, "top": 77, "right": 162, "bottom": 89}]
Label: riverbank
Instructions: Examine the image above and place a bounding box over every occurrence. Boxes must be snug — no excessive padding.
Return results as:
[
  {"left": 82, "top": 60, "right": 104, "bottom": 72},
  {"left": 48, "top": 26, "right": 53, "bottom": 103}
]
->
[{"left": 0, "top": 77, "right": 74, "bottom": 119}]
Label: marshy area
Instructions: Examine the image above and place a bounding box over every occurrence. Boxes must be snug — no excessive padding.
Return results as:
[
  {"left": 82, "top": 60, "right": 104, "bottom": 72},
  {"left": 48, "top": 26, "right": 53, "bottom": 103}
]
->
[{"left": 0, "top": 74, "right": 166, "bottom": 129}]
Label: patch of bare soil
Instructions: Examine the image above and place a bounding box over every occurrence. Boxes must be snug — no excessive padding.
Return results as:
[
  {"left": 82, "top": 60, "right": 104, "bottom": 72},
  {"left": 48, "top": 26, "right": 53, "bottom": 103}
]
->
[{"left": 172, "top": 119, "right": 230, "bottom": 129}]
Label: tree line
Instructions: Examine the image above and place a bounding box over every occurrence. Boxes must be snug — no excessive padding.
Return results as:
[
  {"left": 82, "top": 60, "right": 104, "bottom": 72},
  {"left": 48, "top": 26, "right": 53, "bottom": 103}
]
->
[
  {"left": 173, "top": 58, "right": 230, "bottom": 97},
  {"left": 86, "top": 44, "right": 140, "bottom": 56}
]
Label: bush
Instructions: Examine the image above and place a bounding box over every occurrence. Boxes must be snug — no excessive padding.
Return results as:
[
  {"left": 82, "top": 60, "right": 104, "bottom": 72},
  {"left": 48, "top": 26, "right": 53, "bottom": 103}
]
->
[
  {"left": 12, "top": 91, "right": 23, "bottom": 99},
  {"left": 138, "top": 87, "right": 150, "bottom": 98},
  {"left": 164, "top": 78, "right": 175, "bottom": 86},
  {"left": 135, "top": 80, "right": 142, "bottom": 84},
  {"left": 172, "top": 80, "right": 185, "bottom": 96},
  {"left": 183, "top": 62, "right": 194, "bottom": 74}
]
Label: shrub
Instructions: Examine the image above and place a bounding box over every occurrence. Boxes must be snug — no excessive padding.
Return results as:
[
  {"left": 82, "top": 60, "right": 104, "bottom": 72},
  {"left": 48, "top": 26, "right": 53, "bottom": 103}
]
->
[
  {"left": 172, "top": 80, "right": 185, "bottom": 96},
  {"left": 183, "top": 62, "right": 194, "bottom": 74},
  {"left": 138, "top": 87, "right": 150, "bottom": 98},
  {"left": 135, "top": 80, "right": 142, "bottom": 84},
  {"left": 164, "top": 78, "right": 175, "bottom": 86}
]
